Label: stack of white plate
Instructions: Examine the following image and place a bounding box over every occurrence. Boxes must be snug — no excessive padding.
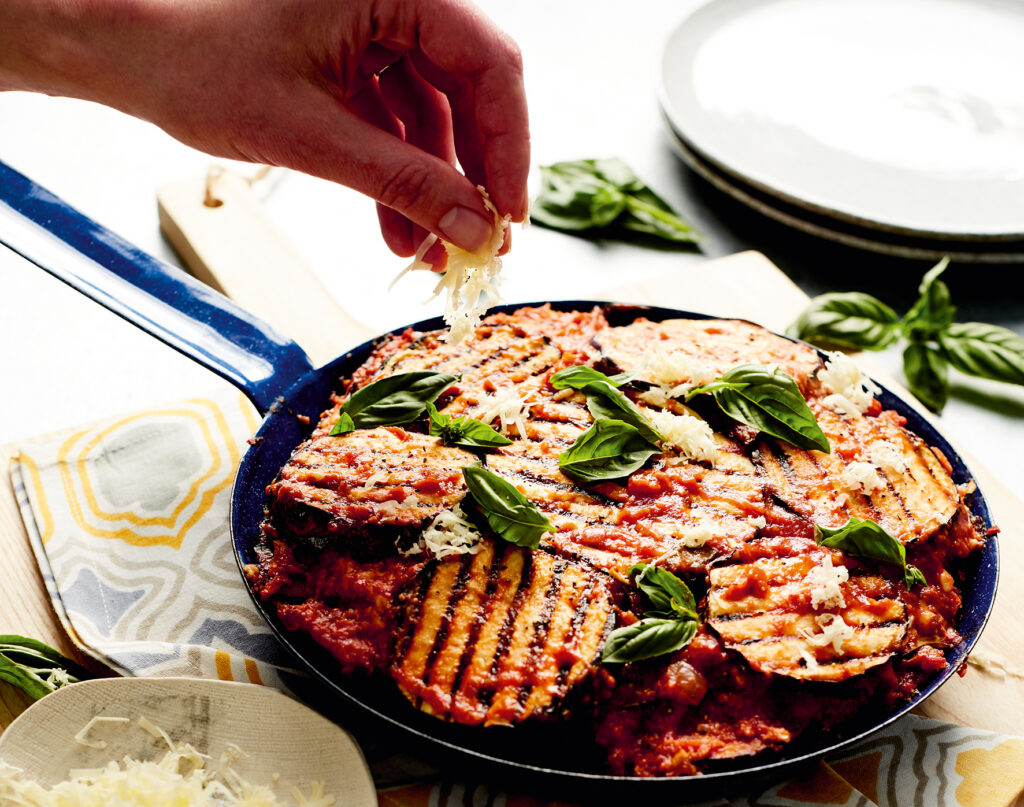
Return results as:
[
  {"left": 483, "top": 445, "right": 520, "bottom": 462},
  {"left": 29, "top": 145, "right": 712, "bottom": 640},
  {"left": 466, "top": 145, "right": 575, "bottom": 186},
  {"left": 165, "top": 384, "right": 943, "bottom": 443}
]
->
[{"left": 658, "top": 0, "right": 1024, "bottom": 262}]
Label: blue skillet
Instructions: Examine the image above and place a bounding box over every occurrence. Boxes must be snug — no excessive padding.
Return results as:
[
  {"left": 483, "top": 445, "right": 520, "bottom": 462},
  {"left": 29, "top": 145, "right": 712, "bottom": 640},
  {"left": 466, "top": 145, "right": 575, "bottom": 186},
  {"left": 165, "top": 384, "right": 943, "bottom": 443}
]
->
[{"left": 0, "top": 159, "right": 998, "bottom": 802}]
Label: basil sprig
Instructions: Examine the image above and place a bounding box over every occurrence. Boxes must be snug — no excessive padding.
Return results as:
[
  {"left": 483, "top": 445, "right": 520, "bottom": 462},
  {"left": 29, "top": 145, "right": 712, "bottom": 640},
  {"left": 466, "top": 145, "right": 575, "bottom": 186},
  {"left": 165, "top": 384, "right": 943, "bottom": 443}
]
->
[
  {"left": 558, "top": 420, "right": 660, "bottom": 483},
  {"left": 330, "top": 371, "right": 459, "bottom": 435},
  {"left": 0, "top": 635, "right": 90, "bottom": 700},
  {"left": 687, "top": 364, "right": 830, "bottom": 453},
  {"left": 789, "top": 258, "right": 1024, "bottom": 413},
  {"left": 462, "top": 464, "right": 555, "bottom": 549},
  {"left": 426, "top": 403, "right": 511, "bottom": 450},
  {"left": 602, "top": 565, "right": 700, "bottom": 664},
  {"left": 531, "top": 158, "right": 700, "bottom": 246},
  {"left": 814, "top": 517, "right": 925, "bottom": 589},
  {"left": 551, "top": 366, "right": 663, "bottom": 446}
]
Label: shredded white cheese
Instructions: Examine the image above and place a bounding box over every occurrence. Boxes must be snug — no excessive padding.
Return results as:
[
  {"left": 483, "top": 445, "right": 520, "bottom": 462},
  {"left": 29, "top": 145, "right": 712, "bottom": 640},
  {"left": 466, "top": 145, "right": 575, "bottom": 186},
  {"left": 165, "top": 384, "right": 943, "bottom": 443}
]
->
[
  {"left": 393, "top": 187, "right": 511, "bottom": 345},
  {"left": 870, "top": 441, "right": 909, "bottom": 474},
  {"left": 73, "top": 716, "right": 130, "bottom": 750},
  {"left": 403, "top": 505, "right": 483, "bottom": 560},
  {"left": 806, "top": 555, "right": 849, "bottom": 610},
  {"left": 637, "top": 346, "right": 717, "bottom": 393},
  {"left": 967, "top": 648, "right": 1024, "bottom": 680},
  {"left": 799, "top": 648, "right": 820, "bottom": 672},
  {"left": 818, "top": 352, "right": 880, "bottom": 416},
  {"left": 841, "top": 461, "right": 885, "bottom": 493},
  {"left": 646, "top": 409, "right": 717, "bottom": 462},
  {"left": 472, "top": 386, "right": 531, "bottom": 438},
  {"left": 800, "top": 613, "right": 855, "bottom": 653},
  {"left": 1, "top": 717, "right": 336, "bottom": 807}
]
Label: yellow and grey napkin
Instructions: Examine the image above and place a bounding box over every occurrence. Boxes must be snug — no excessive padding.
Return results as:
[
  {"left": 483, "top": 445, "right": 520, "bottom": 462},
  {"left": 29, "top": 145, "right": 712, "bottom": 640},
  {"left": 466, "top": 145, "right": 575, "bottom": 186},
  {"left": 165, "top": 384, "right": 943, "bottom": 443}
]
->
[{"left": 10, "top": 388, "right": 1024, "bottom": 807}]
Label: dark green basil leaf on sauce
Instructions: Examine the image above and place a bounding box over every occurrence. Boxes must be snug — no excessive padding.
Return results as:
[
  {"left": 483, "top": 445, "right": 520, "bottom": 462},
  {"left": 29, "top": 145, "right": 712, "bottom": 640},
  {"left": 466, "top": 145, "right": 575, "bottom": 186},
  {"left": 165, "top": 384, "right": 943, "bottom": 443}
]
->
[
  {"left": 903, "top": 342, "right": 949, "bottom": 413},
  {"left": 550, "top": 366, "right": 630, "bottom": 390},
  {"left": 902, "top": 258, "right": 956, "bottom": 341},
  {"left": 551, "top": 366, "right": 662, "bottom": 445},
  {"left": 462, "top": 464, "right": 555, "bottom": 549},
  {"left": 814, "top": 517, "right": 924, "bottom": 589},
  {"left": 601, "top": 618, "right": 698, "bottom": 664},
  {"left": 629, "top": 564, "right": 698, "bottom": 621},
  {"left": 329, "top": 371, "right": 459, "bottom": 435},
  {"left": 686, "top": 364, "right": 830, "bottom": 453},
  {"left": 558, "top": 420, "right": 659, "bottom": 483},
  {"left": 787, "top": 291, "right": 901, "bottom": 351},
  {"left": 426, "top": 403, "right": 512, "bottom": 449},
  {"left": 938, "top": 322, "right": 1024, "bottom": 387},
  {"left": 0, "top": 635, "right": 90, "bottom": 701}
]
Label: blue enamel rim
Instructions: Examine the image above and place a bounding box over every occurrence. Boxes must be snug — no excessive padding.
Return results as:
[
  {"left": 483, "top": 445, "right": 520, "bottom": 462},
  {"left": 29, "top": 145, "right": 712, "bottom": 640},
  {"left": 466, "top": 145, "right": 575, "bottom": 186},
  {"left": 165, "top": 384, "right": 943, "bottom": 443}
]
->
[
  {"left": 229, "top": 301, "right": 998, "bottom": 799},
  {"left": 0, "top": 159, "right": 997, "bottom": 799}
]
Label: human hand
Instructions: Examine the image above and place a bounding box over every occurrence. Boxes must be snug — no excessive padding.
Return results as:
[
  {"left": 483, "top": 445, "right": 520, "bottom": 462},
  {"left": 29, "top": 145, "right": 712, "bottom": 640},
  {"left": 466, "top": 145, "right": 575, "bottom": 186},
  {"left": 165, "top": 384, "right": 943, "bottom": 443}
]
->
[{"left": 0, "top": 0, "right": 530, "bottom": 269}]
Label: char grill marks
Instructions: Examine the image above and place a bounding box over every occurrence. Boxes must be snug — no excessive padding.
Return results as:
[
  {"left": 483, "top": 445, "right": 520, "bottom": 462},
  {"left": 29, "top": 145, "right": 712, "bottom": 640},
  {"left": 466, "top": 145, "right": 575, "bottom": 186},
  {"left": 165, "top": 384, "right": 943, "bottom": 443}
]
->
[
  {"left": 757, "top": 404, "right": 960, "bottom": 545},
  {"left": 267, "top": 427, "right": 473, "bottom": 536},
  {"left": 707, "top": 553, "right": 908, "bottom": 682},
  {"left": 392, "top": 540, "right": 613, "bottom": 726},
  {"left": 593, "top": 318, "right": 823, "bottom": 392}
]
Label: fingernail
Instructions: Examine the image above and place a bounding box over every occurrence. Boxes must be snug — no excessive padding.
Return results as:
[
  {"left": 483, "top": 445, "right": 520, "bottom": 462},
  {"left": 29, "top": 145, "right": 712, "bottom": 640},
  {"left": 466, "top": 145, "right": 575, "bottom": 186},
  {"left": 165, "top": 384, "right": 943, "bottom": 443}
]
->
[{"left": 438, "top": 206, "right": 492, "bottom": 252}]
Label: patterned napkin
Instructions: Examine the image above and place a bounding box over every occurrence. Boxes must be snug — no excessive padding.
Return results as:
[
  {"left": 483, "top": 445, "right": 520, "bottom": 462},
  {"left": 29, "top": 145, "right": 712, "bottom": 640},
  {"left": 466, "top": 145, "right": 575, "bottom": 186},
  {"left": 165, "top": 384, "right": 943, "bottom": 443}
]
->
[{"left": 10, "top": 387, "right": 1024, "bottom": 807}]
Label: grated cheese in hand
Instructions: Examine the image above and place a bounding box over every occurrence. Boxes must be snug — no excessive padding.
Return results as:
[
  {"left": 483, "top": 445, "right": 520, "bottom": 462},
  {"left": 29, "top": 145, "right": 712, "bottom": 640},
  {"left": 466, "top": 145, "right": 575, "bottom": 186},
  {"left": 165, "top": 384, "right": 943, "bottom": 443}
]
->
[
  {"left": 800, "top": 613, "right": 855, "bottom": 653},
  {"left": 841, "top": 461, "right": 885, "bottom": 493},
  {"left": 806, "top": 555, "right": 849, "bottom": 610},
  {"left": 393, "top": 187, "right": 511, "bottom": 345},
  {"left": 1, "top": 717, "right": 336, "bottom": 807},
  {"left": 818, "top": 352, "right": 880, "bottom": 416},
  {"left": 646, "top": 409, "right": 717, "bottom": 463}
]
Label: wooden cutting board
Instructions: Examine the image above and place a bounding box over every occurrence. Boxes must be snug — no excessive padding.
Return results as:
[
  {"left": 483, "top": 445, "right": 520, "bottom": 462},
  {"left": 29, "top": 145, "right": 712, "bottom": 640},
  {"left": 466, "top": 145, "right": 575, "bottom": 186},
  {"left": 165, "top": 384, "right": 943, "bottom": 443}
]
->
[{"left": 2, "top": 250, "right": 1021, "bottom": 736}]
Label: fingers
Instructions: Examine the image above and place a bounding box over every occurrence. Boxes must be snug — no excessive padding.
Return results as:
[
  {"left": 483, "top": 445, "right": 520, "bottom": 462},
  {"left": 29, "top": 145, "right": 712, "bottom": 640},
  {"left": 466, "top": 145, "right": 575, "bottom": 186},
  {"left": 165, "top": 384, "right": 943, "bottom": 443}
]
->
[{"left": 405, "top": 0, "right": 531, "bottom": 221}]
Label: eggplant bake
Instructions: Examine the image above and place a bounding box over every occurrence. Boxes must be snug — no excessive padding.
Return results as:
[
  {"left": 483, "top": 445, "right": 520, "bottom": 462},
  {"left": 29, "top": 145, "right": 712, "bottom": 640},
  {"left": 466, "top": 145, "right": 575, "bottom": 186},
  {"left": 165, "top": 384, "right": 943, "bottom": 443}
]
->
[{"left": 247, "top": 305, "right": 988, "bottom": 777}]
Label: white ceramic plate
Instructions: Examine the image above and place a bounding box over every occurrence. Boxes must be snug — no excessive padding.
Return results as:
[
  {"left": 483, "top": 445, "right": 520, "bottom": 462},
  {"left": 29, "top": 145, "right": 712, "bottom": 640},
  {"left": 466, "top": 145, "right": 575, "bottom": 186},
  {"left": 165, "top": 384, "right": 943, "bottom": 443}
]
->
[
  {"left": 658, "top": 0, "right": 1024, "bottom": 239},
  {"left": 664, "top": 121, "right": 1024, "bottom": 262}
]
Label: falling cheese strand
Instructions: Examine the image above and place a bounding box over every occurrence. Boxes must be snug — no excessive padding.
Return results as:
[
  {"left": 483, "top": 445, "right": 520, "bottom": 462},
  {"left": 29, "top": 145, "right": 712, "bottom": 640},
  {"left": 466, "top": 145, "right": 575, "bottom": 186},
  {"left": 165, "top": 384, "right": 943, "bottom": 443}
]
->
[{"left": 393, "top": 187, "right": 511, "bottom": 344}]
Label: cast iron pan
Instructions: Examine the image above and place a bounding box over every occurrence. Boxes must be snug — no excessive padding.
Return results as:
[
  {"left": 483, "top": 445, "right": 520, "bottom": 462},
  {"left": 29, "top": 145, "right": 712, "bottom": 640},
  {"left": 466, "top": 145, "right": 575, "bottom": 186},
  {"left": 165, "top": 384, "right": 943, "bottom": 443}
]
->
[{"left": 0, "top": 159, "right": 998, "bottom": 803}]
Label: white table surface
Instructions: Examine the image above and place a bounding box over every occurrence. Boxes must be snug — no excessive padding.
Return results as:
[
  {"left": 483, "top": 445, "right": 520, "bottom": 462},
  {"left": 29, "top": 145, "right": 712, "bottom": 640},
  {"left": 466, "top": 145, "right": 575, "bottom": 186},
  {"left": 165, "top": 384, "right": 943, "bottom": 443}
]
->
[{"left": 1, "top": 0, "right": 1022, "bottom": 500}]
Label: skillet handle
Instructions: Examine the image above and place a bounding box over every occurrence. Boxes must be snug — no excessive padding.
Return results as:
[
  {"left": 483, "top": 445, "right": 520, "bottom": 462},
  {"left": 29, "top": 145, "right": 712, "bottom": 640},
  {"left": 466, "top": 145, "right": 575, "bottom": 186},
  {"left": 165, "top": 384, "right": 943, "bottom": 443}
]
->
[{"left": 0, "top": 160, "right": 313, "bottom": 415}]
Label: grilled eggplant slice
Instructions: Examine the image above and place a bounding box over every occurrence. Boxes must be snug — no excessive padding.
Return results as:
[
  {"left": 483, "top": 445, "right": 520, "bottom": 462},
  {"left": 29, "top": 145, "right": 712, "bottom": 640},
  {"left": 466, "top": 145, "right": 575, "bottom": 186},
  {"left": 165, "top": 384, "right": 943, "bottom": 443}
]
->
[
  {"left": 267, "top": 428, "right": 473, "bottom": 537},
  {"left": 707, "top": 553, "right": 908, "bottom": 682},
  {"left": 593, "top": 318, "right": 823, "bottom": 392},
  {"left": 392, "top": 541, "right": 614, "bottom": 726}
]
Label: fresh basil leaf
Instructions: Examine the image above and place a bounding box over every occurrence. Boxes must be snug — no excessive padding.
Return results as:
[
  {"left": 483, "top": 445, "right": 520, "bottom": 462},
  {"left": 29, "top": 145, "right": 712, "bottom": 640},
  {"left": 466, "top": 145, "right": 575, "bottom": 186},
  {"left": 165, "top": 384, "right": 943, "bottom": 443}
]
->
[
  {"left": 330, "top": 371, "right": 459, "bottom": 435},
  {"left": 905, "top": 565, "right": 927, "bottom": 589},
  {"left": 558, "top": 420, "right": 659, "bottom": 483},
  {"left": 619, "top": 192, "right": 701, "bottom": 244},
  {"left": 814, "top": 517, "right": 925, "bottom": 589},
  {"left": 601, "top": 618, "right": 698, "bottom": 664},
  {"left": 531, "top": 158, "right": 699, "bottom": 246},
  {"left": 0, "top": 635, "right": 89, "bottom": 701},
  {"left": 687, "top": 364, "right": 829, "bottom": 453},
  {"left": 815, "top": 517, "right": 906, "bottom": 566},
  {"left": 462, "top": 464, "right": 555, "bottom": 549},
  {"left": 938, "top": 322, "right": 1024, "bottom": 387},
  {"left": 903, "top": 342, "right": 949, "bottom": 413},
  {"left": 552, "top": 366, "right": 662, "bottom": 445},
  {"left": 531, "top": 161, "right": 626, "bottom": 230},
  {"left": 426, "top": 403, "right": 512, "bottom": 449},
  {"left": 902, "top": 258, "right": 956, "bottom": 341},
  {"left": 630, "top": 564, "right": 698, "bottom": 620},
  {"left": 330, "top": 411, "right": 355, "bottom": 436},
  {"left": 787, "top": 291, "right": 901, "bottom": 351},
  {"left": 550, "top": 366, "right": 629, "bottom": 390}
]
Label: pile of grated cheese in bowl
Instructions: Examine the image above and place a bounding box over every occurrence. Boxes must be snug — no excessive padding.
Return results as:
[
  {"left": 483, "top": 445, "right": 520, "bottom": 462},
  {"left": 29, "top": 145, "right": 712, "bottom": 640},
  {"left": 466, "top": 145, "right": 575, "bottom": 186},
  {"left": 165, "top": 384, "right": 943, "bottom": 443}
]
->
[{"left": 0, "top": 715, "right": 336, "bottom": 807}]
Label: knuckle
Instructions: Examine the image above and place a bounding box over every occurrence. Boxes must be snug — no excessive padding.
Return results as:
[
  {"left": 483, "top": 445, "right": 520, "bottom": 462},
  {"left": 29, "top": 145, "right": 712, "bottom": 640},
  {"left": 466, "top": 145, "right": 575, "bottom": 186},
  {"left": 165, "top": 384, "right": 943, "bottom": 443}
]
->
[{"left": 377, "top": 161, "right": 434, "bottom": 213}]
